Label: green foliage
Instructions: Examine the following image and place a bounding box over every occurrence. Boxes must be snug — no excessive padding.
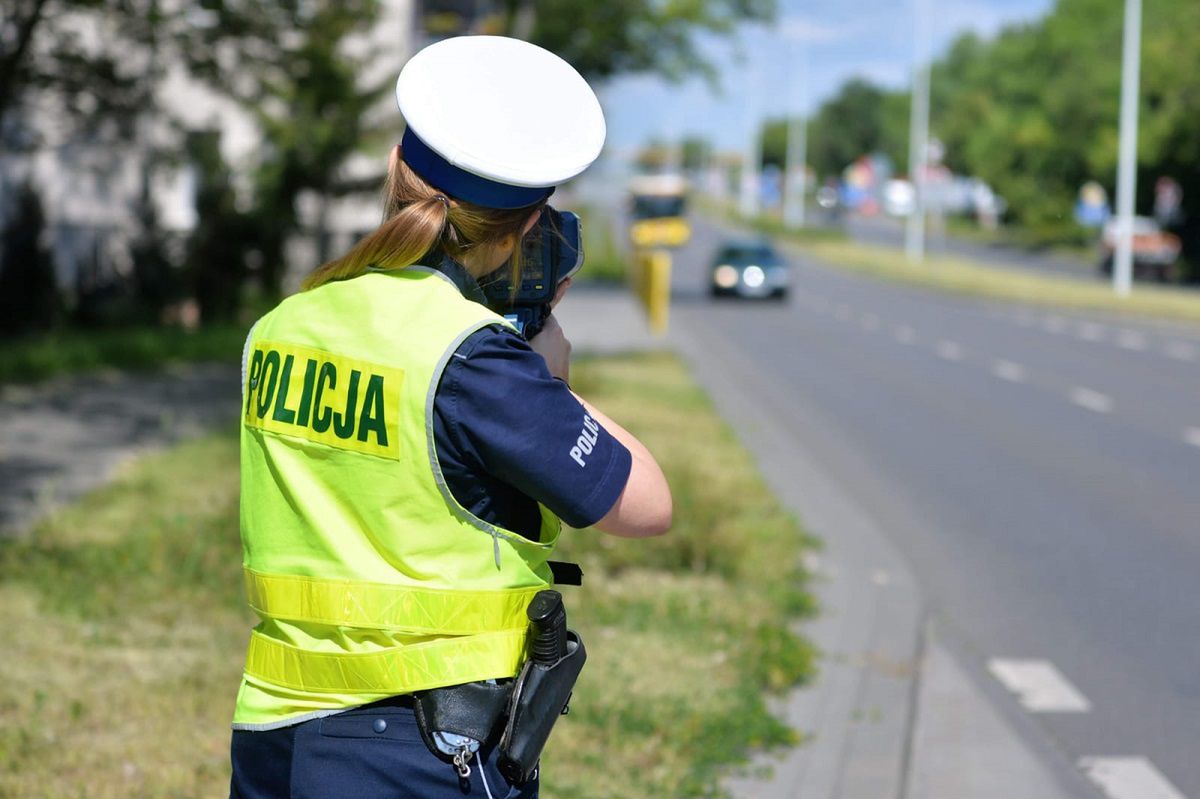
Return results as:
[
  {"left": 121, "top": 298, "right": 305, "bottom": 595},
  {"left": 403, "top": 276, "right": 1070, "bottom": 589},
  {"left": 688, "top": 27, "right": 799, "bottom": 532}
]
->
[
  {"left": 176, "top": 1, "right": 391, "bottom": 298},
  {"left": 0, "top": 324, "right": 247, "bottom": 385},
  {"left": 0, "top": 181, "right": 59, "bottom": 335},
  {"left": 575, "top": 207, "right": 628, "bottom": 284},
  {"left": 514, "top": 0, "right": 775, "bottom": 82},
  {"left": 802, "top": 79, "right": 908, "bottom": 181}
]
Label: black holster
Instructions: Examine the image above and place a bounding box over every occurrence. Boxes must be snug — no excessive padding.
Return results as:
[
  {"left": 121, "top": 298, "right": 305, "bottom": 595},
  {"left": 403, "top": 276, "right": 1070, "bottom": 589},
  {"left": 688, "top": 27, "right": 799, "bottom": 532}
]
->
[
  {"left": 497, "top": 628, "right": 586, "bottom": 784},
  {"left": 412, "top": 680, "right": 511, "bottom": 762}
]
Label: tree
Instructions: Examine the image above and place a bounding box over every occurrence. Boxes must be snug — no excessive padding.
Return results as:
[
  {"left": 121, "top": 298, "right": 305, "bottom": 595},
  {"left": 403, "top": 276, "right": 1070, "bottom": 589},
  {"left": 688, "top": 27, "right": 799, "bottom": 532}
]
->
[
  {"left": 801, "top": 79, "right": 907, "bottom": 181},
  {"left": 0, "top": 181, "right": 59, "bottom": 335},
  {"left": 1, "top": 0, "right": 170, "bottom": 148},
  {"left": 174, "top": 1, "right": 392, "bottom": 298},
  {"left": 499, "top": 0, "right": 775, "bottom": 81}
]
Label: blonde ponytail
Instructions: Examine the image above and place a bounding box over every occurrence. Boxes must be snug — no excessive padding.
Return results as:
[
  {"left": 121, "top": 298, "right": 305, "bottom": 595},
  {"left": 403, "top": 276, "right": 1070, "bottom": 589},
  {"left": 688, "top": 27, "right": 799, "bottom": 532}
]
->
[{"left": 302, "top": 150, "right": 540, "bottom": 291}]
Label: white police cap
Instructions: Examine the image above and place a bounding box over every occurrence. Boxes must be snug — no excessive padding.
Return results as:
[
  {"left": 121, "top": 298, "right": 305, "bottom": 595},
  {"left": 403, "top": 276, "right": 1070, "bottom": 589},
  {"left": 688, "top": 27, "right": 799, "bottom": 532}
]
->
[{"left": 396, "top": 35, "right": 606, "bottom": 209}]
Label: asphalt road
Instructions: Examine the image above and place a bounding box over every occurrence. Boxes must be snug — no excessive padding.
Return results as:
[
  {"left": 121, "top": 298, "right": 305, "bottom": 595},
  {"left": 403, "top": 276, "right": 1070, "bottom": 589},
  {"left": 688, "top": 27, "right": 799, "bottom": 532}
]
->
[{"left": 671, "top": 216, "right": 1200, "bottom": 798}]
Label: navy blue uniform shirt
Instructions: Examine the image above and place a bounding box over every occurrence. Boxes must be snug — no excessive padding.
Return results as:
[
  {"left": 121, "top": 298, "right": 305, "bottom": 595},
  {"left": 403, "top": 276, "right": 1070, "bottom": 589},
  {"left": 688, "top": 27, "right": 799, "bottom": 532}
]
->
[{"left": 431, "top": 259, "right": 631, "bottom": 537}]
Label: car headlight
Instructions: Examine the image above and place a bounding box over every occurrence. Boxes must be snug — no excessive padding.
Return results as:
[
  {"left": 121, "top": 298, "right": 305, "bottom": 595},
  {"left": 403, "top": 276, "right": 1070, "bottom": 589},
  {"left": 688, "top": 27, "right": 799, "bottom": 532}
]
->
[
  {"left": 714, "top": 265, "right": 739, "bottom": 288},
  {"left": 743, "top": 265, "right": 766, "bottom": 288}
]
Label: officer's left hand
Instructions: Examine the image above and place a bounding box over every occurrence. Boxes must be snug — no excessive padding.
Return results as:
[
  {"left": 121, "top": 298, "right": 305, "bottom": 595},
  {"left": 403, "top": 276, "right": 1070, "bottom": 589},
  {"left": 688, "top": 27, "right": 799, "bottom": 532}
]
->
[
  {"left": 529, "top": 312, "right": 571, "bottom": 383},
  {"left": 550, "top": 277, "right": 572, "bottom": 309}
]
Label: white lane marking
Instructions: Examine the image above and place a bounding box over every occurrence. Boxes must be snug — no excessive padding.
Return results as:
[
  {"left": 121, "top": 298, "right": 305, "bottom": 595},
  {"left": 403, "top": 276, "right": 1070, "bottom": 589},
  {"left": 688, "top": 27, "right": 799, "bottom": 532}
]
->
[
  {"left": 992, "top": 359, "right": 1026, "bottom": 383},
  {"left": 834, "top": 304, "right": 851, "bottom": 321},
  {"left": 1184, "top": 428, "right": 1200, "bottom": 449},
  {"left": 1071, "top": 387, "right": 1114, "bottom": 414},
  {"left": 1078, "top": 322, "right": 1107, "bottom": 342},
  {"left": 860, "top": 313, "right": 880, "bottom": 331},
  {"left": 894, "top": 325, "right": 916, "bottom": 345},
  {"left": 988, "top": 659, "right": 1091, "bottom": 712},
  {"left": 1165, "top": 341, "right": 1196, "bottom": 361},
  {"left": 1042, "top": 315, "right": 1068, "bottom": 334},
  {"left": 1116, "top": 329, "right": 1148, "bottom": 351},
  {"left": 936, "top": 340, "right": 964, "bottom": 361},
  {"left": 1014, "top": 310, "right": 1038, "bottom": 327},
  {"left": 1079, "top": 757, "right": 1188, "bottom": 799}
]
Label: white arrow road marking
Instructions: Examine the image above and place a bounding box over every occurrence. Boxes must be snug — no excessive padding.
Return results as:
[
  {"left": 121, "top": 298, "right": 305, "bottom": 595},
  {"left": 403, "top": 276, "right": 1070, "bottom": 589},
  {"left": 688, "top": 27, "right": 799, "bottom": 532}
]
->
[
  {"left": 992, "top": 359, "right": 1026, "bottom": 383},
  {"left": 1079, "top": 757, "right": 1188, "bottom": 799},
  {"left": 988, "top": 659, "right": 1091, "bottom": 712},
  {"left": 936, "top": 340, "right": 963, "bottom": 361},
  {"left": 1184, "top": 428, "right": 1200, "bottom": 449},
  {"left": 1071, "top": 387, "right": 1114, "bottom": 414}
]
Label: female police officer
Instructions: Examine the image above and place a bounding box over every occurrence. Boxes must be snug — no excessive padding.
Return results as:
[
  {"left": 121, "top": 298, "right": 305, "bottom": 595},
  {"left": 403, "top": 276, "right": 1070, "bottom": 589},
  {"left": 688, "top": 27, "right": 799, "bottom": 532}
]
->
[{"left": 228, "top": 35, "right": 672, "bottom": 799}]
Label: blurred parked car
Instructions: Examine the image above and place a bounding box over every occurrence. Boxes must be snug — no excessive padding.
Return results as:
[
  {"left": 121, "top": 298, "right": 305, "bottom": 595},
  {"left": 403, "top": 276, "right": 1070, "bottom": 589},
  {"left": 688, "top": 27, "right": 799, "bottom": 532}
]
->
[
  {"left": 1098, "top": 217, "right": 1181, "bottom": 282},
  {"left": 710, "top": 240, "right": 788, "bottom": 299}
]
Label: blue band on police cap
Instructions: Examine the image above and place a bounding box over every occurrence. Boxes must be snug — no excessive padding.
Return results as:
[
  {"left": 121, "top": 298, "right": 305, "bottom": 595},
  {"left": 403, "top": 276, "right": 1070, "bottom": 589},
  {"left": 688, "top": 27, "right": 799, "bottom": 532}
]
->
[{"left": 401, "top": 128, "right": 555, "bottom": 209}]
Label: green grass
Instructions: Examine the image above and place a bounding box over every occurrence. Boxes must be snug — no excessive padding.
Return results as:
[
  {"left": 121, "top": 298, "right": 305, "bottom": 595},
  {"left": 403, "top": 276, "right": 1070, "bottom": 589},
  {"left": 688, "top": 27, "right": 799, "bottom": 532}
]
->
[
  {"left": 0, "top": 324, "right": 248, "bottom": 385},
  {"left": 575, "top": 206, "right": 629, "bottom": 284},
  {"left": 0, "top": 352, "right": 816, "bottom": 798},
  {"left": 801, "top": 238, "right": 1200, "bottom": 326}
]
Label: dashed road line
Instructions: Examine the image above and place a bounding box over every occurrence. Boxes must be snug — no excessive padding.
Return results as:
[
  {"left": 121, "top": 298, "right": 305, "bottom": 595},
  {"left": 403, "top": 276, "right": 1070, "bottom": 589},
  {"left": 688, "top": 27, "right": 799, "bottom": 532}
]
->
[
  {"left": 936, "top": 340, "right": 963, "bottom": 361},
  {"left": 1071, "top": 387, "right": 1114, "bottom": 414},
  {"left": 1184, "top": 428, "right": 1200, "bottom": 449},
  {"left": 1042, "top": 315, "right": 1069, "bottom": 334},
  {"left": 1165, "top": 341, "right": 1196, "bottom": 362},
  {"left": 1079, "top": 757, "right": 1187, "bottom": 799},
  {"left": 992, "top": 359, "right": 1026, "bottom": 383},
  {"left": 1078, "top": 322, "right": 1107, "bottom": 342},
  {"left": 988, "top": 658, "right": 1091, "bottom": 712},
  {"left": 894, "top": 325, "right": 916, "bottom": 345},
  {"left": 1116, "top": 329, "right": 1148, "bottom": 351}
]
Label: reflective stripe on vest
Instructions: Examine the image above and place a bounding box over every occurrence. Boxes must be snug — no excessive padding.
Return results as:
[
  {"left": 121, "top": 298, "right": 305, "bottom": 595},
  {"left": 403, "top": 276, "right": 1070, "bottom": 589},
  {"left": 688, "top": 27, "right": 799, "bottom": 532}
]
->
[
  {"left": 244, "top": 567, "right": 542, "bottom": 635},
  {"left": 243, "top": 627, "right": 529, "bottom": 693}
]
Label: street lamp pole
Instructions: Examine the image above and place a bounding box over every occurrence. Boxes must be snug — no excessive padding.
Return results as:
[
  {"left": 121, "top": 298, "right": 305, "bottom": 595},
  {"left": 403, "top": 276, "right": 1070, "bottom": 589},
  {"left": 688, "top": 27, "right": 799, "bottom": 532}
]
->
[
  {"left": 739, "top": 30, "right": 762, "bottom": 219},
  {"left": 1113, "top": 0, "right": 1142, "bottom": 297},
  {"left": 783, "top": 38, "right": 808, "bottom": 228},
  {"left": 905, "top": 0, "right": 932, "bottom": 263}
]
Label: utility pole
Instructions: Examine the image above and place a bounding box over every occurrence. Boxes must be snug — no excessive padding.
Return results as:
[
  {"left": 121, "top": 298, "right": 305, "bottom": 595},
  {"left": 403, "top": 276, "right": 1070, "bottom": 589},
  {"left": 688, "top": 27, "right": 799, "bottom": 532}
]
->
[
  {"left": 905, "top": 0, "right": 932, "bottom": 263},
  {"left": 739, "top": 30, "right": 762, "bottom": 219},
  {"left": 783, "top": 37, "right": 808, "bottom": 228},
  {"left": 1113, "top": 0, "right": 1142, "bottom": 296}
]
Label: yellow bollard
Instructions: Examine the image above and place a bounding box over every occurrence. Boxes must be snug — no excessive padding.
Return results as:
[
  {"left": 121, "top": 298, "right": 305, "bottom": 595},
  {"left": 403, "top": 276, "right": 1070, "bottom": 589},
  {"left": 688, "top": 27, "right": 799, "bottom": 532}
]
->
[{"left": 630, "top": 248, "right": 671, "bottom": 335}]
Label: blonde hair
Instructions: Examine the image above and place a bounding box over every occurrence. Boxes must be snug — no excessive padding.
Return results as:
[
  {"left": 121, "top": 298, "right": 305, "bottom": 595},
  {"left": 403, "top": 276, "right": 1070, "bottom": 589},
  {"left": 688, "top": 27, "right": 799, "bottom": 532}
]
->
[{"left": 301, "top": 149, "right": 542, "bottom": 291}]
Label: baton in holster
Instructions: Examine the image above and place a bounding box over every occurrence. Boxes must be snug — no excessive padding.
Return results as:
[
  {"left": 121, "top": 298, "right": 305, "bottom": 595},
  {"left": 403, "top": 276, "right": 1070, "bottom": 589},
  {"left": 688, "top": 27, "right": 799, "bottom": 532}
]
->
[{"left": 498, "top": 590, "right": 586, "bottom": 785}]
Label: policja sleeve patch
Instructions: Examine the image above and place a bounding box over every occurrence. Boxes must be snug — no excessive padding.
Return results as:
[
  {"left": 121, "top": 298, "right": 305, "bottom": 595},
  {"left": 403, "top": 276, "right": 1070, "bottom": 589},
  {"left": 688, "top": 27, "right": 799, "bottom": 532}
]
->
[{"left": 244, "top": 340, "right": 404, "bottom": 460}]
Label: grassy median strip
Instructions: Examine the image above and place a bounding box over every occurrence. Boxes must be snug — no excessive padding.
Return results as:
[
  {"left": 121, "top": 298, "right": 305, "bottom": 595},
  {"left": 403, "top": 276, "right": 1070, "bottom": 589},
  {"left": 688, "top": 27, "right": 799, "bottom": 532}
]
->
[
  {"left": 0, "top": 351, "right": 815, "bottom": 798},
  {"left": 801, "top": 238, "right": 1200, "bottom": 326}
]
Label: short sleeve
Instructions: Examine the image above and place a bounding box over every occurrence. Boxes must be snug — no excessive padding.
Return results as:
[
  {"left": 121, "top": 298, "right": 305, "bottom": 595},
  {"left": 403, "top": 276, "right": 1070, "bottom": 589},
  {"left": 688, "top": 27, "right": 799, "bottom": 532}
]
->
[{"left": 433, "top": 326, "right": 631, "bottom": 531}]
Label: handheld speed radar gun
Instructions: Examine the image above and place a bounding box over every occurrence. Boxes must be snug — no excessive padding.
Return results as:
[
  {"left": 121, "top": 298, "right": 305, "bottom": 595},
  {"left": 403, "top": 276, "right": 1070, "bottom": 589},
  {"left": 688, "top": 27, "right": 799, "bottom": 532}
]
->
[{"left": 482, "top": 206, "right": 583, "bottom": 339}]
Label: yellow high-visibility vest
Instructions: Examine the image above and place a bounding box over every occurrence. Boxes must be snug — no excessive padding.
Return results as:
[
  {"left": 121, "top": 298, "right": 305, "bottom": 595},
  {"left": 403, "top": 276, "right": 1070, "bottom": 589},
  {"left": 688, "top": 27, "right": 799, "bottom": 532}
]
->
[{"left": 233, "top": 267, "right": 560, "bottom": 730}]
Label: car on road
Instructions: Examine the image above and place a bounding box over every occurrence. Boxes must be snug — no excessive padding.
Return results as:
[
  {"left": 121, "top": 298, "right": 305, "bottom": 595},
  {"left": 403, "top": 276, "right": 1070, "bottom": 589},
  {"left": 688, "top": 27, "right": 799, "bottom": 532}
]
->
[
  {"left": 1098, "top": 216, "right": 1181, "bottom": 282},
  {"left": 710, "top": 240, "right": 789, "bottom": 299}
]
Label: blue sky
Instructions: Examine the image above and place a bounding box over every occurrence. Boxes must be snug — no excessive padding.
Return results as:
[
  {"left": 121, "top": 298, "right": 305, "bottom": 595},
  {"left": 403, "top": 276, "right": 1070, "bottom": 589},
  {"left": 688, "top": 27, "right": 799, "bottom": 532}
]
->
[{"left": 597, "top": 0, "right": 1055, "bottom": 157}]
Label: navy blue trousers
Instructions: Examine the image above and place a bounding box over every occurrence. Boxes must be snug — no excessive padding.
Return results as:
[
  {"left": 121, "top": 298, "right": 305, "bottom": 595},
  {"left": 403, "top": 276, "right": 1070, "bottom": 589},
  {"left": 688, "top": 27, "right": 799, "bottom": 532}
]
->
[{"left": 229, "top": 699, "right": 538, "bottom": 799}]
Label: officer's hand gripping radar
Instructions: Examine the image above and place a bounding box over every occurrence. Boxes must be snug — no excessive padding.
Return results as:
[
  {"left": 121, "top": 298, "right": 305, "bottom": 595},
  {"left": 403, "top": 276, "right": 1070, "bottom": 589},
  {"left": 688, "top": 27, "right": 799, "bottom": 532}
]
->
[{"left": 481, "top": 206, "right": 582, "bottom": 339}]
